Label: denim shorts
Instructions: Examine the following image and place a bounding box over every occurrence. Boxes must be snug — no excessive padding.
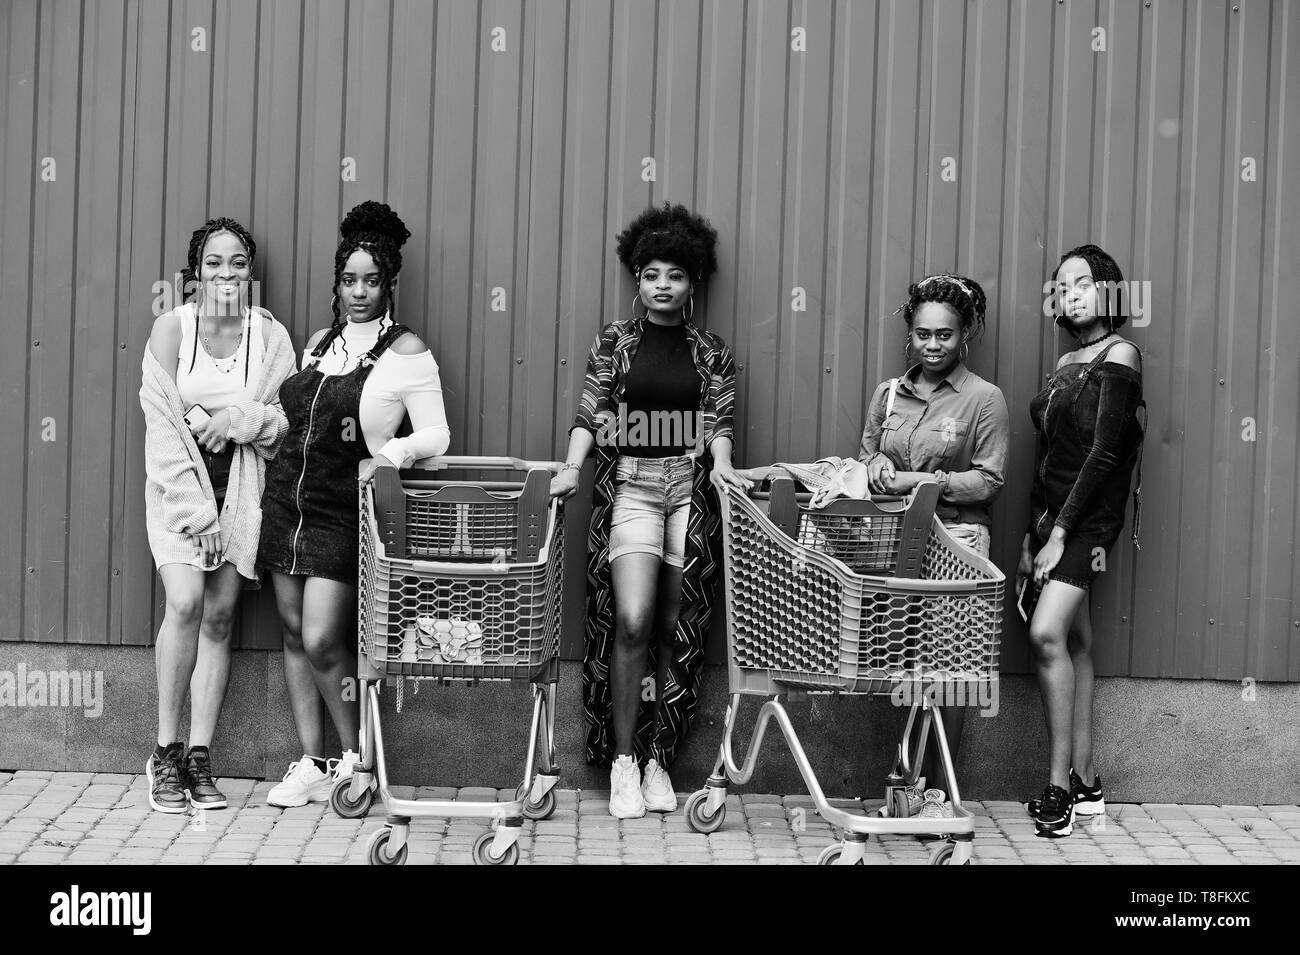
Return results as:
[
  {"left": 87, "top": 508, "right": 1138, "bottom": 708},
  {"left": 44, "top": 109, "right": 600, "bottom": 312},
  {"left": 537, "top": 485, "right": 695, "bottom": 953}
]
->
[
  {"left": 944, "top": 521, "right": 990, "bottom": 559},
  {"left": 609, "top": 454, "right": 694, "bottom": 568}
]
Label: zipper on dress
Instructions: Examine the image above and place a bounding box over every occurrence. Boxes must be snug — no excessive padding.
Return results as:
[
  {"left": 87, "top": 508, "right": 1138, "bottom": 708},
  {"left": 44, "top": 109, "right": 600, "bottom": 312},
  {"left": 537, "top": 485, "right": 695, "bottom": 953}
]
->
[
  {"left": 289, "top": 376, "right": 329, "bottom": 575},
  {"left": 1036, "top": 384, "right": 1057, "bottom": 538}
]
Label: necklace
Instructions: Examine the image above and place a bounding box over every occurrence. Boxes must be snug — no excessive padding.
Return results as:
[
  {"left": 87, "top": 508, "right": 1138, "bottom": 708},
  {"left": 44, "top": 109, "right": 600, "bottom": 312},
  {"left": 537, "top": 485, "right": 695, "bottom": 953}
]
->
[
  {"left": 197, "top": 307, "right": 249, "bottom": 374},
  {"left": 1079, "top": 327, "right": 1117, "bottom": 349}
]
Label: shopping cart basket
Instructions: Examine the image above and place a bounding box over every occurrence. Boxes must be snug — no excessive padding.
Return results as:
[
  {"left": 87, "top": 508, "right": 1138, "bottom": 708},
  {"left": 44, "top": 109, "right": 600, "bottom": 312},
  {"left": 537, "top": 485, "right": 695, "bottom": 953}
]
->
[
  {"left": 683, "top": 478, "right": 1004, "bottom": 865},
  {"left": 334, "top": 456, "right": 565, "bottom": 866}
]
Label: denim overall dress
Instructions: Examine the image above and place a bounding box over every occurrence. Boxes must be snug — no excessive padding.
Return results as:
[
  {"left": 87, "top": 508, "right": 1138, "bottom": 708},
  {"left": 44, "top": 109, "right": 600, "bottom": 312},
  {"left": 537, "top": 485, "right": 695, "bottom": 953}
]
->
[{"left": 259, "top": 322, "right": 412, "bottom": 583}]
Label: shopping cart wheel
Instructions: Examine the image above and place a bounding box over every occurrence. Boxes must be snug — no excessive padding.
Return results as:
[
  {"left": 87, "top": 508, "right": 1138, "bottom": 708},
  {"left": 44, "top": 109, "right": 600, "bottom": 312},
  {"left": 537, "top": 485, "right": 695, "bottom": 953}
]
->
[
  {"left": 521, "top": 787, "right": 557, "bottom": 821},
  {"left": 928, "top": 841, "right": 970, "bottom": 866},
  {"left": 330, "top": 776, "right": 373, "bottom": 819},
  {"left": 366, "top": 827, "right": 408, "bottom": 866},
  {"left": 816, "top": 844, "right": 864, "bottom": 866},
  {"left": 892, "top": 789, "right": 913, "bottom": 819},
  {"left": 472, "top": 830, "right": 520, "bottom": 866},
  {"left": 684, "top": 790, "right": 726, "bottom": 834}
]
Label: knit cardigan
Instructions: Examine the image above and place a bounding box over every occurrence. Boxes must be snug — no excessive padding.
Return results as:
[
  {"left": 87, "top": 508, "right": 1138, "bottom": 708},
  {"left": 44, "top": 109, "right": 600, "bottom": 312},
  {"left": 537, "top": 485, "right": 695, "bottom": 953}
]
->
[{"left": 140, "top": 314, "right": 296, "bottom": 580}]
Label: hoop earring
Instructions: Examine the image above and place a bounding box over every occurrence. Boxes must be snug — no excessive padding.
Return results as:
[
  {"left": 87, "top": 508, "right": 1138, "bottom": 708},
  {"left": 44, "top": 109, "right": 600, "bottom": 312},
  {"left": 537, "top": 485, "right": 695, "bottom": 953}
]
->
[
  {"left": 632, "top": 293, "right": 649, "bottom": 321},
  {"left": 903, "top": 338, "right": 915, "bottom": 361},
  {"left": 959, "top": 341, "right": 970, "bottom": 363},
  {"left": 685, "top": 293, "right": 695, "bottom": 324}
]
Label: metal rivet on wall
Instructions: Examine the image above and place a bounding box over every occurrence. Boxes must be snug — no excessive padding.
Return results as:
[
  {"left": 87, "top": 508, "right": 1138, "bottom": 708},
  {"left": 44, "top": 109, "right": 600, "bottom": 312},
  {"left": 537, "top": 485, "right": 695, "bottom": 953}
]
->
[
  {"left": 516, "top": 357, "right": 523, "bottom": 364},
  {"left": 559, "top": 358, "right": 566, "bottom": 365},
  {"left": 1208, "top": 618, "right": 1215, "bottom": 625}
]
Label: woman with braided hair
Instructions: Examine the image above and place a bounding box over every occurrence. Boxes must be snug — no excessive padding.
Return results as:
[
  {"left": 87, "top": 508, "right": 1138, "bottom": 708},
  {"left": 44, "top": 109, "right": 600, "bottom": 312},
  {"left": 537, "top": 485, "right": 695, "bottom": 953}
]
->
[
  {"left": 1023, "top": 244, "right": 1144, "bottom": 838},
  {"left": 141, "top": 218, "right": 296, "bottom": 813},
  {"left": 259, "top": 200, "right": 451, "bottom": 807},
  {"left": 551, "top": 202, "right": 750, "bottom": 818},
  {"left": 857, "top": 273, "right": 1009, "bottom": 819}
]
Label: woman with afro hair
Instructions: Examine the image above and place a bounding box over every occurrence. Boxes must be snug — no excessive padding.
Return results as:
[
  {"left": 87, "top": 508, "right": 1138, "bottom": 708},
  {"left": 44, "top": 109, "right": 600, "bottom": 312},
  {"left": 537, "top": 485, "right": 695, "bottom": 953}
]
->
[
  {"left": 551, "top": 202, "right": 750, "bottom": 818},
  {"left": 141, "top": 217, "right": 296, "bottom": 813},
  {"left": 857, "top": 272, "right": 1009, "bottom": 821},
  {"left": 258, "top": 200, "right": 451, "bottom": 808},
  {"left": 1023, "top": 244, "right": 1144, "bottom": 838}
]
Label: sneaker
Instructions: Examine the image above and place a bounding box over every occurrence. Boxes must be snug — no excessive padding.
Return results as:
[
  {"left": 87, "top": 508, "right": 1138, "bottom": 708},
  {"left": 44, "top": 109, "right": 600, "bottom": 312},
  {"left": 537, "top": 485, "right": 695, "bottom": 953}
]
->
[
  {"left": 146, "top": 743, "right": 189, "bottom": 814},
  {"left": 1026, "top": 769, "right": 1105, "bottom": 817},
  {"left": 641, "top": 758, "right": 677, "bottom": 812},
  {"left": 330, "top": 748, "right": 361, "bottom": 782},
  {"left": 893, "top": 776, "right": 928, "bottom": 817},
  {"left": 1032, "top": 783, "right": 1075, "bottom": 838},
  {"left": 182, "top": 747, "right": 227, "bottom": 810},
  {"left": 608, "top": 754, "right": 646, "bottom": 819},
  {"left": 1072, "top": 772, "right": 1105, "bottom": 816},
  {"left": 266, "top": 756, "right": 332, "bottom": 808},
  {"left": 918, "top": 787, "right": 955, "bottom": 838},
  {"left": 917, "top": 788, "right": 954, "bottom": 820}
]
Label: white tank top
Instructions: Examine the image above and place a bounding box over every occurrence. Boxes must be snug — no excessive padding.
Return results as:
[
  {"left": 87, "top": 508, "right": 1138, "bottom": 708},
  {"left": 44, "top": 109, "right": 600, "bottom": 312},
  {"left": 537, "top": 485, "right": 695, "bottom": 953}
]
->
[{"left": 176, "top": 302, "right": 265, "bottom": 411}]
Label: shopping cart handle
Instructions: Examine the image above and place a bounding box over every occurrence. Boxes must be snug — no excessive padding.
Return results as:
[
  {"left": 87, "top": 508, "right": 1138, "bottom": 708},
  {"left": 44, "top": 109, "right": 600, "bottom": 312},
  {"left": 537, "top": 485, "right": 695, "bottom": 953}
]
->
[
  {"left": 859, "top": 575, "right": 983, "bottom": 594},
  {"left": 406, "top": 455, "right": 563, "bottom": 473},
  {"left": 356, "top": 456, "right": 562, "bottom": 477}
]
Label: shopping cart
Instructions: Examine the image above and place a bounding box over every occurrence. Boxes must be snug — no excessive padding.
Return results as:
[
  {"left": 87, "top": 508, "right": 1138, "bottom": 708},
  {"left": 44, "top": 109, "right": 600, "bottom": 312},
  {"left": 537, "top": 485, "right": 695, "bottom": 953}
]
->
[
  {"left": 683, "top": 478, "right": 1004, "bottom": 865},
  {"left": 332, "top": 456, "right": 566, "bottom": 866}
]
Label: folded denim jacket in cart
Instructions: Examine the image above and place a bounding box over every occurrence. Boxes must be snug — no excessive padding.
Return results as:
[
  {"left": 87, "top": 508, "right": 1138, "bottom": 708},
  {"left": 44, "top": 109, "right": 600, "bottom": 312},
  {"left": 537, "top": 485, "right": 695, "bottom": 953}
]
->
[{"left": 769, "top": 456, "right": 873, "bottom": 508}]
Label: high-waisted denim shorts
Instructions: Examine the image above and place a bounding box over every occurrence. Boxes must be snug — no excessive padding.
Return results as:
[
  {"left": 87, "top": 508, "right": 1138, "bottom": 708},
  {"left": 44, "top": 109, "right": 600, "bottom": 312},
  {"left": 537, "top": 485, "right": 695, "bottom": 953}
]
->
[{"left": 609, "top": 454, "right": 694, "bottom": 568}]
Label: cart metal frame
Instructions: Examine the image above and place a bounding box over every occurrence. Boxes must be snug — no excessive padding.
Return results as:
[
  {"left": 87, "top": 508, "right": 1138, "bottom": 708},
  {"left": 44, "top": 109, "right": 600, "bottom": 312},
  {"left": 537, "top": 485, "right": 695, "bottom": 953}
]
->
[
  {"left": 684, "top": 478, "right": 1005, "bottom": 866},
  {"left": 336, "top": 456, "right": 565, "bottom": 866}
]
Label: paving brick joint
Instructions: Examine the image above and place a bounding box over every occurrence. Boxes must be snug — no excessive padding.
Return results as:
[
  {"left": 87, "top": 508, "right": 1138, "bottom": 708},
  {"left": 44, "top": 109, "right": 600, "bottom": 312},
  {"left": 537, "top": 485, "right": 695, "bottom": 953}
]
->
[{"left": 0, "top": 771, "right": 1295, "bottom": 865}]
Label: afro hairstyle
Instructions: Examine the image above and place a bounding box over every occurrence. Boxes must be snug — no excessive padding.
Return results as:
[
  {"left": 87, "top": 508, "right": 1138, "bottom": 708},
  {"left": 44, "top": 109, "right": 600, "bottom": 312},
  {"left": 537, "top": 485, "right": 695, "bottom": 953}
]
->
[{"left": 615, "top": 202, "right": 719, "bottom": 284}]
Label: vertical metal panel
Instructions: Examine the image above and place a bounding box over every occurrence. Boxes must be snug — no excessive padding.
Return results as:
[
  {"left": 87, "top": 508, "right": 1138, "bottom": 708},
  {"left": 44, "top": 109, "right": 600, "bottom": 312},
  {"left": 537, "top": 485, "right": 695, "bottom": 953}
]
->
[
  {"left": 0, "top": 0, "right": 42, "bottom": 640},
  {"left": 4, "top": 0, "right": 1298, "bottom": 681}
]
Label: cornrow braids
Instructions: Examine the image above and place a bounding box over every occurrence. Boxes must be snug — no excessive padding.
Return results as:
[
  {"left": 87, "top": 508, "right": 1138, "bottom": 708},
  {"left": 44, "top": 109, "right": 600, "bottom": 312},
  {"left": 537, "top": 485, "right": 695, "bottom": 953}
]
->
[
  {"left": 1054, "top": 243, "right": 1128, "bottom": 333},
  {"left": 182, "top": 217, "right": 256, "bottom": 298},
  {"left": 312, "top": 201, "right": 411, "bottom": 359},
  {"left": 894, "top": 272, "right": 988, "bottom": 339}
]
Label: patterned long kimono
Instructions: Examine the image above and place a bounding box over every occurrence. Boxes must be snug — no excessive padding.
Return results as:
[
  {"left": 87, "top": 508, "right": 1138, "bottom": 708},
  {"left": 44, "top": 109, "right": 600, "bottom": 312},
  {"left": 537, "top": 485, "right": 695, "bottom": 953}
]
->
[{"left": 572, "top": 316, "right": 737, "bottom": 769}]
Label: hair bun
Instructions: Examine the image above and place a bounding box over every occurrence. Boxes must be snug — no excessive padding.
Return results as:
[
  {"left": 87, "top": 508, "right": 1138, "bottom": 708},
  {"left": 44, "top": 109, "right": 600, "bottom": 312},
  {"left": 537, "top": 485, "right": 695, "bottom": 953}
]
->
[{"left": 339, "top": 200, "right": 411, "bottom": 249}]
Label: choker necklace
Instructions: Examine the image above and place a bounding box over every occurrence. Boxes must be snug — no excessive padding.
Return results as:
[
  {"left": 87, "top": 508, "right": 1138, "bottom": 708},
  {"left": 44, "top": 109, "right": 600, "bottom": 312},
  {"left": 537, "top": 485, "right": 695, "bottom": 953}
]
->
[{"left": 1080, "top": 328, "right": 1117, "bottom": 348}]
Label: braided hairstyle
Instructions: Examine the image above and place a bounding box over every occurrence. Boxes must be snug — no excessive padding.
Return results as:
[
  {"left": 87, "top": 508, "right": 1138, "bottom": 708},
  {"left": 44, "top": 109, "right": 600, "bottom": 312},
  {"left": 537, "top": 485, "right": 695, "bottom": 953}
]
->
[
  {"left": 182, "top": 217, "right": 256, "bottom": 299},
  {"left": 1054, "top": 243, "right": 1127, "bottom": 333},
  {"left": 313, "top": 200, "right": 412, "bottom": 360},
  {"left": 894, "top": 272, "right": 988, "bottom": 343},
  {"left": 616, "top": 202, "right": 719, "bottom": 285}
]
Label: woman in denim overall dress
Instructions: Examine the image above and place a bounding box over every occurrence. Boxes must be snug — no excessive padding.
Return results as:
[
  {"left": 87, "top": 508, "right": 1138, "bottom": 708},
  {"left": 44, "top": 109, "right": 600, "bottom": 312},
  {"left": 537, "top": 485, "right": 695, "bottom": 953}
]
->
[
  {"left": 1022, "top": 244, "right": 1145, "bottom": 838},
  {"left": 259, "top": 202, "right": 451, "bottom": 807}
]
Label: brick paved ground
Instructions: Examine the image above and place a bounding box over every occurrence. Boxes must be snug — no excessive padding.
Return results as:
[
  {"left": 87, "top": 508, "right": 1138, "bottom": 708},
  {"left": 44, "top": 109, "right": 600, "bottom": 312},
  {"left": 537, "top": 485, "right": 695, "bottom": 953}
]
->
[{"left": 1, "top": 771, "right": 1297, "bottom": 865}]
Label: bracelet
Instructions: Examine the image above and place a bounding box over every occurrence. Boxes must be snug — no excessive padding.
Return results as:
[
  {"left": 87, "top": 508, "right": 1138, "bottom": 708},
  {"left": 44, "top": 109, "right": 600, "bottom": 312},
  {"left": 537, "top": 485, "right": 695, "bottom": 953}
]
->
[{"left": 560, "top": 462, "right": 582, "bottom": 473}]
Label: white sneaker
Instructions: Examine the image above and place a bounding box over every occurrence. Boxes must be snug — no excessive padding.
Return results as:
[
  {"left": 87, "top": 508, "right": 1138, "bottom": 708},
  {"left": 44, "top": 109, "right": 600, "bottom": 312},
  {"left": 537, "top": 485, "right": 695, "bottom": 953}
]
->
[
  {"left": 608, "top": 754, "right": 646, "bottom": 819},
  {"left": 267, "top": 756, "right": 331, "bottom": 808},
  {"left": 641, "top": 758, "right": 677, "bottom": 812},
  {"left": 331, "top": 749, "right": 361, "bottom": 781}
]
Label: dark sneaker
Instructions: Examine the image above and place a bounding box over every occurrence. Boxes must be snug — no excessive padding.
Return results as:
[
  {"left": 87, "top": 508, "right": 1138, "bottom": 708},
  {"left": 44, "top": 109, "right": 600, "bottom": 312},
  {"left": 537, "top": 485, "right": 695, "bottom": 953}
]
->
[
  {"left": 1032, "top": 783, "right": 1075, "bottom": 838},
  {"left": 1027, "top": 769, "right": 1105, "bottom": 817},
  {"left": 146, "top": 744, "right": 189, "bottom": 814},
  {"left": 182, "top": 747, "right": 228, "bottom": 809},
  {"left": 1072, "top": 773, "right": 1105, "bottom": 816}
]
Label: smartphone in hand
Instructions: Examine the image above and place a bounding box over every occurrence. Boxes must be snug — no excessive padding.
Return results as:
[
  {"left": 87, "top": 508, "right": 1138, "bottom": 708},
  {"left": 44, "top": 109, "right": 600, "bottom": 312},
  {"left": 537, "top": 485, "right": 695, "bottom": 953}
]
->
[
  {"left": 184, "top": 404, "right": 212, "bottom": 433},
  {"left": 1016, "top": 576, "right": 1040, "bottom": 623}
]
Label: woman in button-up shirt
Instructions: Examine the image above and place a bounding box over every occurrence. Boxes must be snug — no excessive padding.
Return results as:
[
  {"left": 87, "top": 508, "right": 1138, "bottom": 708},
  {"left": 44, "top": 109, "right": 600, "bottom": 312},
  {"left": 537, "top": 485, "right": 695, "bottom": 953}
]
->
[{"left": 858, "top": 273, "right": 1009, "bottom": 811}]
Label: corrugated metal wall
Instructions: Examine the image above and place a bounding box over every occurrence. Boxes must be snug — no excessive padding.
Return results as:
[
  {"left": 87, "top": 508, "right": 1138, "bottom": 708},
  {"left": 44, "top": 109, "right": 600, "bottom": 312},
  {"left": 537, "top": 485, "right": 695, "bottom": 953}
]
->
[{"left": 3, "top": 0, "right": 1298, "bottom": 681}]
